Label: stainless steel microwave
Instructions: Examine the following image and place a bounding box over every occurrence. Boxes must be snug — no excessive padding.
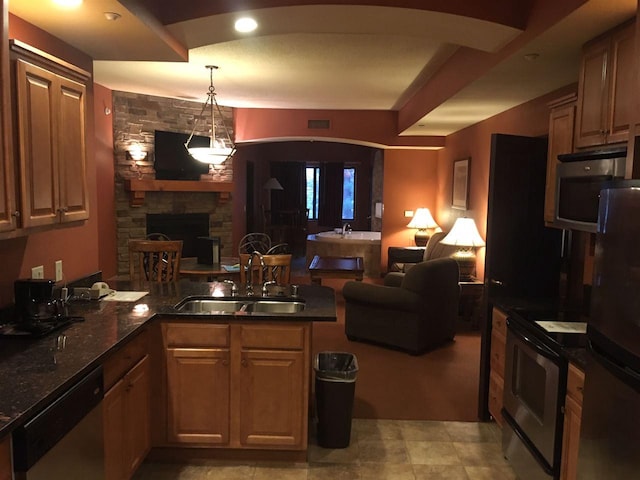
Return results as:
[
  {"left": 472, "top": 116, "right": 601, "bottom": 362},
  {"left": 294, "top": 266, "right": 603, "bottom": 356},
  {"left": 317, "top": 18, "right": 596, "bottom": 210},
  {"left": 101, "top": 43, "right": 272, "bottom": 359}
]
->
[{"left": 555, "top": 147, "right": 627, "bottom": 232}]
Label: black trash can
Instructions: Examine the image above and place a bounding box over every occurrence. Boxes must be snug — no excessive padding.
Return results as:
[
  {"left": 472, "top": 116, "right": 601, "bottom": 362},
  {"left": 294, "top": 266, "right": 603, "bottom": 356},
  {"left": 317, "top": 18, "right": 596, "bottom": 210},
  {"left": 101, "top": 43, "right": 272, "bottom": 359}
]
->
[{"left": 314, "top": 351, "right": 359, "bottom": 448}]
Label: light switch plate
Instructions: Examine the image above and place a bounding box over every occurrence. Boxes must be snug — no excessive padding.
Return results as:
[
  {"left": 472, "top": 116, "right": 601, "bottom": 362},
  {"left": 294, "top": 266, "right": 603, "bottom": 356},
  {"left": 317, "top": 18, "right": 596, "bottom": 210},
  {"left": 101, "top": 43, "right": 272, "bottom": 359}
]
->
[
  {"left": 55, "top": 260, "right": 63, "bottom": 282},
  {"left": 31, "top": 265, "right": 44, "bottom": 279}
]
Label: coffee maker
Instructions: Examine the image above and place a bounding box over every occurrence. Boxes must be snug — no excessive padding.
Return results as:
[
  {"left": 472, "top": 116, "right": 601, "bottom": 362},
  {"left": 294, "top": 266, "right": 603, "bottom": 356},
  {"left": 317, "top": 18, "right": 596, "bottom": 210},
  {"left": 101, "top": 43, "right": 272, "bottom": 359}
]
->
[{"left": 14, "top": 278, "right": 56, "bottom": 322}]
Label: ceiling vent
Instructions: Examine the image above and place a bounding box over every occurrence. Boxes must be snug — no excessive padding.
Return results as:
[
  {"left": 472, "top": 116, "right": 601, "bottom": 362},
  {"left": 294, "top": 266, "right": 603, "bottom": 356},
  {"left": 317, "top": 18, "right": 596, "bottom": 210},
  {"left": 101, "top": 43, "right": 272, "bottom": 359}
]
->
[{"left": 308, "top": 119, "right": 330, "bottom": 129}]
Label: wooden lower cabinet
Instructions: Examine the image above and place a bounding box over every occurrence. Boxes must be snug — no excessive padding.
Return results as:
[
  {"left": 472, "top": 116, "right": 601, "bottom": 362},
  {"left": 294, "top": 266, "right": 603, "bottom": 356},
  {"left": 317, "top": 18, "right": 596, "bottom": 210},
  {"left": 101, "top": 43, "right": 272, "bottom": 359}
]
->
[
  {"left": 239, "top": 349, "right": 305, "bottom": 448},
  {"left": 161, "top": 321, "right": 310, "bottom": 451},
  {"left": 166, "top": 347, "right": 230, "bottom": 444},
  {"left": 104, "top": 355, "right": 151, "bottom": 480},
  {"left": 0, "top": 435, "right": 11, "bottom": 480},
  {"left": 488, "top": 307, "right": 507, "bottom": 427},
  {"left": 560, "top": 362, "right": 585, "bottom": 480},
  {"left": 103, "top": 330, "right": 151, "bottom": 480}
]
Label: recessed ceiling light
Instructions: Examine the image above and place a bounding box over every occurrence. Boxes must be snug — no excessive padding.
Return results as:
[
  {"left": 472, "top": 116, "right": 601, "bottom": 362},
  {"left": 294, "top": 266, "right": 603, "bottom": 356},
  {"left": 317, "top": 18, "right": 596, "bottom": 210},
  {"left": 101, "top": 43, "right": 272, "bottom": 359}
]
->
[
  {"left": 52, "top": 0, "right": 83, "bottom": 8},
  {"left": 104, "top": 12, "right": 121, "bottom": 21},
  {"left": 235, "top": 17, "right": 258, "bottom": 33}
]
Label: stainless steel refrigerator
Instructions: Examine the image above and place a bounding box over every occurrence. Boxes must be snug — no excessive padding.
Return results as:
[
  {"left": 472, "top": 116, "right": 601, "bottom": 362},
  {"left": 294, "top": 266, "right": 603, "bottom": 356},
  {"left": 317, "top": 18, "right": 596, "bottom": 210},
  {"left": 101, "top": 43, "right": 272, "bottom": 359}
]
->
[{"left": 577, "top": 180, "right": 640, "bottom": 479}]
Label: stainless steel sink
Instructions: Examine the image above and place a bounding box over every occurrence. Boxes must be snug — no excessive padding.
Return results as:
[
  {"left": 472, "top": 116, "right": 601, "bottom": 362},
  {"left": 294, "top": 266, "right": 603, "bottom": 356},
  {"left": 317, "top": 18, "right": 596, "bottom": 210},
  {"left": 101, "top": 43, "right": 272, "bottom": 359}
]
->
[
  {"left": 175, "top": 299, "right": 248, "bottom": 313},
  {"left": 249, "top": 300, "right": 305, "bottom": 314},
  {"left": 175, "top": 297, "right": 305, "bottom": 314}
]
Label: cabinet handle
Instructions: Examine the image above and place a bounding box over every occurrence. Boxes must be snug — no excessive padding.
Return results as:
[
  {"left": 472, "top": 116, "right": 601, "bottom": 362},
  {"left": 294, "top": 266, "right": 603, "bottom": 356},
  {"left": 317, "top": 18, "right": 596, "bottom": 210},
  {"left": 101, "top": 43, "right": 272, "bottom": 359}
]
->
[
  {"left": 11, "top": 211, "right": 20, "bottom": 218},
  {"left": 241, "top": 359, "right": 247, "bottom": 367},
  {"left": 222, "top": 359, "right": 229, "bottom": 366}
]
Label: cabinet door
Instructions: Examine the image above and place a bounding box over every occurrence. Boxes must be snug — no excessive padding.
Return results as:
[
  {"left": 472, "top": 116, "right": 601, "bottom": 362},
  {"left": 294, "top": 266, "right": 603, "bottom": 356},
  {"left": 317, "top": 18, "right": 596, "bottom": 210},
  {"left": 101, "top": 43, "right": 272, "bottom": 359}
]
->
[
  {"left": 104, "top": 378, "right": 127, "bottom": 480},
  {"left": 104, "top": 355, "right": 151, "bottom": 480},
  {"left": 575, "top": 37, "right": 609, "bottom": 149},
  {"left": 488, "top": 308, "right": 507, "bottom": 426},
  {"left": 238, "top": 349, "right": 305, "bottom": 449},
  {"left": 560, "top": 394, "right": 582, "bottom": 480},
  {"left": 0, "top": 435, "right": 11, "bottom": 480},
  {"left": 607, "top": 23, "right": 634, "bottom": 145},
  {"left": 166, "top": 347, "right": 230, "bottom": 445},
  {"left": 544, "top": 100, "right": 575, "bottom": 224},
  {"left": 15, "top": 59, "right": 59, "bottom": 227},
  {"left": 57, "top": 76, "right": 88, "bottom": 222},
  {"left": 124, "top": 355, "right": 150, "bottom": 477},
  {"left": 0, "top": 3, "right": 15, "bottom": 234}
]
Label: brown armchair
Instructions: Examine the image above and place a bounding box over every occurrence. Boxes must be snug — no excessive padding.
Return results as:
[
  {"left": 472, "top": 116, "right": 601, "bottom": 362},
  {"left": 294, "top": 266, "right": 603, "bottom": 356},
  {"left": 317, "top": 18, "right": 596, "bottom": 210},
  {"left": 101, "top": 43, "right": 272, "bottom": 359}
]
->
[{"left": 343, "top": 257, "right": 460, "bottom": 355}]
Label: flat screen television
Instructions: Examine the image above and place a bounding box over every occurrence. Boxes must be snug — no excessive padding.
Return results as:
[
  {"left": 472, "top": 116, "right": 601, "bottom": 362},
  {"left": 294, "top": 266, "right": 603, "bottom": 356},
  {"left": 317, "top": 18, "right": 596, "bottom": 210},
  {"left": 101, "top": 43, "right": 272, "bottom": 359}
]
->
[{"left": 154, "top": 130, "right": 210, "bottom": 180}]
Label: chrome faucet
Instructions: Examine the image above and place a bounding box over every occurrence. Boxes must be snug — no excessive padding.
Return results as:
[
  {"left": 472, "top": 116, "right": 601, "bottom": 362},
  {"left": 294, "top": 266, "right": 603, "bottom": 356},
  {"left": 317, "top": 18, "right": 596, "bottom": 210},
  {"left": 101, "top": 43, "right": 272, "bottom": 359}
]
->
[
  {"left": 262, "top": 280, "right": 277, "bottom": 296},
  {"left": 223, "top": 279, "right": 238, "bottom": 296},
  {"left": 246, "top": 251, "right": 265, "bottom": 295},
  {"left": 341, "top": 223, "right": 352, "bottom": 236}
]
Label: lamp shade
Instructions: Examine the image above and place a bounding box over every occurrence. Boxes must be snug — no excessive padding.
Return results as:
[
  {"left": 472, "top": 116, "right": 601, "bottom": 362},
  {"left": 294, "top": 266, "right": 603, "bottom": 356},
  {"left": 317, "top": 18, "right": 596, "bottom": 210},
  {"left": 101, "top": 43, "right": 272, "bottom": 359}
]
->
[
  {"left": 263, "top": 177, "right": 284, "bottom": 190},
  {"left": 407, "top": 208, "right": 438, "bottom": 229},
  {"left": 440, "top": 217, "right": 485, "bottom": 247},
  {"left": 440, "top": 217, "right": 484, "bottom": 281},
  {"left": 407, "top": 208, "right": 440, "bottom": 246}
]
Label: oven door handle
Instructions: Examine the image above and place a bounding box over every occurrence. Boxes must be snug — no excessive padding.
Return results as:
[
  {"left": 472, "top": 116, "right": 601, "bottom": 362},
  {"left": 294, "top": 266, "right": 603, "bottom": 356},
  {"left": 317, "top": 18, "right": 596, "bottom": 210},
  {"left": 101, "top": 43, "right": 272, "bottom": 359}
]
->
[{"left": 506, "top": 318, "right": 561, "bottom": 361}]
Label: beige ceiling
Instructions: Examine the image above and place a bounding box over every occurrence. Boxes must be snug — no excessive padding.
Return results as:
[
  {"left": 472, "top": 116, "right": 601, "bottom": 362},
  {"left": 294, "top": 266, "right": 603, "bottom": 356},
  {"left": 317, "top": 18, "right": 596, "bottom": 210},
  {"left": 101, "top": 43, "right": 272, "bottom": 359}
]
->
[{"left": 7, "top": 0, "right": 638, "bottom": 140}]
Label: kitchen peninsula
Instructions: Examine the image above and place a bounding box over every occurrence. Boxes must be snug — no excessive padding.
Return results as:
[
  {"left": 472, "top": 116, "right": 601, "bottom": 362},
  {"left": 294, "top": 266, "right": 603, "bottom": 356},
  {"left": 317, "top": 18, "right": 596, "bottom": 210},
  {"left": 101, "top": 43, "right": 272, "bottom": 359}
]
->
[{"left": 0, "top": 281, "right": 337, "bottom": 478}]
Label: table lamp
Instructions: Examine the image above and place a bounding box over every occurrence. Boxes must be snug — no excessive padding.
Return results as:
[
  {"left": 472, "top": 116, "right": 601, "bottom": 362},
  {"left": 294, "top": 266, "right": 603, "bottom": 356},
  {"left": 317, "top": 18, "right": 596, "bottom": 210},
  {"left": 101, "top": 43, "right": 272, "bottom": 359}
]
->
[
  {"left": 407, "top": 208, "right": 440, "bottom": 246},
  {"left": 440, "top": 217, "right": 485, "bottom": 280}
]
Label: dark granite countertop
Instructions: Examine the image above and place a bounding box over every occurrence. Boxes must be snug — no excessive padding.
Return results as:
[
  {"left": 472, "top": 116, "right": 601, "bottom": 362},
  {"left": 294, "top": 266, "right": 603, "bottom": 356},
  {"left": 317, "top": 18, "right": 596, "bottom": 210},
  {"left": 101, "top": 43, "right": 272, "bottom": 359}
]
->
[
  {"left": 0, "top": 280, "right": 336, "bottom": 438},
  {"left": 491, "top": 297, "right": 588, "bottom": 370}
]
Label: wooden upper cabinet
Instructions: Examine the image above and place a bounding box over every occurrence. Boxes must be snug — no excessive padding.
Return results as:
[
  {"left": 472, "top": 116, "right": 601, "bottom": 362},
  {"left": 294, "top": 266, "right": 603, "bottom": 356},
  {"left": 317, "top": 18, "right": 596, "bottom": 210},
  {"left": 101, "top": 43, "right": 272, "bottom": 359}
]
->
[
  {"left": 575, "top": 20, "right": 635, "bottom": 149},
  {"left": 544, "top": 95, "right": 576, "bottom": 225},
  {"left": 0, "top": 1, "right": 15, "bottom": 234},
  {"left": 11, "top": 41, "right": 90, "bottom": 228},
  {"left": 608, "top": 24, "right": 635, "bottom": 145},
  {"left": 57, "top": 76, "right": 88, "bottom": 222},
  {"left": 15, "top": 60, "right": 59, "bottom": 227}
]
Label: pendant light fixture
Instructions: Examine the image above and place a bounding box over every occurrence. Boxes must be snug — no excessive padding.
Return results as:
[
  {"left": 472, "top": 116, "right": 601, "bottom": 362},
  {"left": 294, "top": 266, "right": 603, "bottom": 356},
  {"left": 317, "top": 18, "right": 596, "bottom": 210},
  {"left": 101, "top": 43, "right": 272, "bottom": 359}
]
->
[{"left": 185, "top": 65, "right": 235, "bottom": 165}]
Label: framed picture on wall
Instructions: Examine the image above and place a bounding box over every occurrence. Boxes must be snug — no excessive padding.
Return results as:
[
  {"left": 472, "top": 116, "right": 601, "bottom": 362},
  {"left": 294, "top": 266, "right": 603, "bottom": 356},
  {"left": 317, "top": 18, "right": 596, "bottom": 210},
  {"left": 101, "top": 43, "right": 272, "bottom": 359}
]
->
[{"left": 452, "top": 158, "right": 470, "bottom": 210}]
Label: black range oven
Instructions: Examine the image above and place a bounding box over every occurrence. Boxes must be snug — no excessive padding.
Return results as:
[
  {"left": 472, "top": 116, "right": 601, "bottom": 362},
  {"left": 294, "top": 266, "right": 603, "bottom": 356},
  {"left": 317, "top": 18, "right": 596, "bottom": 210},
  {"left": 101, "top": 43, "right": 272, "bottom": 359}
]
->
[{"left": 501, "top": 309, "right": 586, "bottom": 480}]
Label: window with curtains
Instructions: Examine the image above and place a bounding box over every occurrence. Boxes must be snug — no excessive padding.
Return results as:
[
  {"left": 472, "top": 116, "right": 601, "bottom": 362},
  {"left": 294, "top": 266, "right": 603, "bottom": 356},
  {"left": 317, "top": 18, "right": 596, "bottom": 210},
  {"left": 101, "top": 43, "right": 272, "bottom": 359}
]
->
[{"left": 306, "top": 166, "right": 355, "bottom": 221}]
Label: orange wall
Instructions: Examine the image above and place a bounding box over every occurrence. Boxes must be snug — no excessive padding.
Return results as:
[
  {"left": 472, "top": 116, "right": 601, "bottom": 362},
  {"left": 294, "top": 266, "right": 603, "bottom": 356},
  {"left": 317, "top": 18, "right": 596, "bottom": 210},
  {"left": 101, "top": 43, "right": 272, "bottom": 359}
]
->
[
  {"left": 234, "top": 108, "right": 444, "bottom": 149},
  {"left": 436, "top": 83, "right": 577, "bottom": 280},
  {"left": 0, "top": 17, "right": 100, "bottom": 307},
  {"left": 381, "top": 149, "right": 439, "bottom": 270}
]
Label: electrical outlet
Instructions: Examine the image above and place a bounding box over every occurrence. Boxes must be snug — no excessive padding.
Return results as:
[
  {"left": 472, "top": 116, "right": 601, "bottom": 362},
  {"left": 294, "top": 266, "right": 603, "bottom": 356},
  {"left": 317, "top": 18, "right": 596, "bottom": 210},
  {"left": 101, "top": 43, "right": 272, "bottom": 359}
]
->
[
  {"left": 55, "top": 260, "right": 63, "bottom": 282},
  {"left": 31, "top": 265, "right": 44, "bottom": 279}
]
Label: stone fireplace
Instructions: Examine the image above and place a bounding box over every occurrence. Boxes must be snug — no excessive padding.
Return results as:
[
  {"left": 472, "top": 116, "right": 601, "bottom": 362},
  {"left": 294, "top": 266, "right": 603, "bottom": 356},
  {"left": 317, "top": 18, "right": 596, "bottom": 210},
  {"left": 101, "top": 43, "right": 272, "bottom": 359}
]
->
[
  {"left": 146, "top": 213, "right": 210, "bottom": 257},
  {"left": 112, "top": 91, "right": 235, "bottom": 276}
]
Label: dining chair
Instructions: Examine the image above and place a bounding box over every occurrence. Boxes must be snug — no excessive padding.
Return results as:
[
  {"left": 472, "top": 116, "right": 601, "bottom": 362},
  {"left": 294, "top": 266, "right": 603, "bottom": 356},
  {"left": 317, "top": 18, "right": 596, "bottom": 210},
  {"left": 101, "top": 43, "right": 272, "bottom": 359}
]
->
[
  {"left": 128, "top": 239, "right": 183, "bottom": 283},
  {"left": 239, "top": 253, "right": 292, "bottom": 286},
  {"left": 263, "top": 254, "right": 292, "bottom": 285}
]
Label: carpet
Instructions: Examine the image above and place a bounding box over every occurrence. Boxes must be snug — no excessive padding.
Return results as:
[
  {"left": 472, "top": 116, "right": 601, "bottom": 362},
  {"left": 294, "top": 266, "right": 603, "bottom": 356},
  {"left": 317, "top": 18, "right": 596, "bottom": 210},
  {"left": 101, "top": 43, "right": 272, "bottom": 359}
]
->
[{"left": 293, "top": 274, "right": 481, "bottom": 422}]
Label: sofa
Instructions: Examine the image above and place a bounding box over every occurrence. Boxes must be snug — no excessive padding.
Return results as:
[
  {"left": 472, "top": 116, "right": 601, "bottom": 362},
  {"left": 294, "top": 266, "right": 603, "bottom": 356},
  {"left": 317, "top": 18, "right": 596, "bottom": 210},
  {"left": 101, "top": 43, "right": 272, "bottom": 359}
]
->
[{"left": 343, "top": 257, "right": 460, "bottom": 355}]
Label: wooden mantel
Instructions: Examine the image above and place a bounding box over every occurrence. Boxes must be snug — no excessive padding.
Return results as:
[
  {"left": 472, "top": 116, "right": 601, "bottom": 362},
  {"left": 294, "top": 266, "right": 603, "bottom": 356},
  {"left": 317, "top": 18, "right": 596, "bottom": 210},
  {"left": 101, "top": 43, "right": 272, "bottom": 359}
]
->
[{"left": 124, "top": 179, "right": 233, "bottom": 206}]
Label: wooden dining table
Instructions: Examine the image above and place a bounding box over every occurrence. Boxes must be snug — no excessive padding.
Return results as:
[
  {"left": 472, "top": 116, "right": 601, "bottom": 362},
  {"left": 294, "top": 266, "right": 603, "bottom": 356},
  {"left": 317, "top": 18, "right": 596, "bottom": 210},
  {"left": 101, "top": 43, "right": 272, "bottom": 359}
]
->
[{"left": 179, "top": 257, "right": 240, "bottom": 282}]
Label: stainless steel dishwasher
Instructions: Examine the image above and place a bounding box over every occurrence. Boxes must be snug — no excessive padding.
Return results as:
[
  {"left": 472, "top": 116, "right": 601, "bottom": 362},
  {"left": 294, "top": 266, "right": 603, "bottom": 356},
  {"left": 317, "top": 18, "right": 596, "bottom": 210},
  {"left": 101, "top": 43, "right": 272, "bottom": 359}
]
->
[{"left": 12, "top": 366, "right": 105, "bottom": 480}]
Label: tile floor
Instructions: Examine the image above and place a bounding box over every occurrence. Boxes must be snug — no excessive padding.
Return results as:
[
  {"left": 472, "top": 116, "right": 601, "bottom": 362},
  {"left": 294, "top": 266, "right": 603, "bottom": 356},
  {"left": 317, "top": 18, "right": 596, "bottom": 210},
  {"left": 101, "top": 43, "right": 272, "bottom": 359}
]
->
[{"left": 133, "top": 419, "right": 517, "bottom": 479}]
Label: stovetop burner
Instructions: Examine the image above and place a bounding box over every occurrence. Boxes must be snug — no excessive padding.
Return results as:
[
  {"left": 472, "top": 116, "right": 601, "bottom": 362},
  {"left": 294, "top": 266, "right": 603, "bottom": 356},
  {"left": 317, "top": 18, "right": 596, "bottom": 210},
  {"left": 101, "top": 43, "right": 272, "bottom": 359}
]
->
[{"left": 0, "top": 315, "right": 84, "bottom": 338}]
